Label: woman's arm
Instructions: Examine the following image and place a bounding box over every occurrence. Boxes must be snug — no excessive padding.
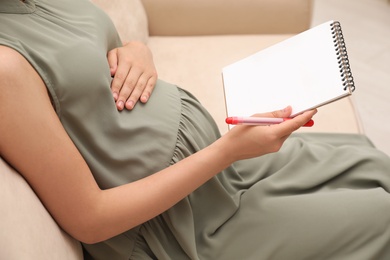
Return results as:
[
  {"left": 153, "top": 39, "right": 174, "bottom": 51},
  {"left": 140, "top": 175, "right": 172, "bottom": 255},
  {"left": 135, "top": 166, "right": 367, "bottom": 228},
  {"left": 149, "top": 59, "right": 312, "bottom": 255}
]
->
[{"left": 0, "top": 46, "right": 315, "bottom": 244}]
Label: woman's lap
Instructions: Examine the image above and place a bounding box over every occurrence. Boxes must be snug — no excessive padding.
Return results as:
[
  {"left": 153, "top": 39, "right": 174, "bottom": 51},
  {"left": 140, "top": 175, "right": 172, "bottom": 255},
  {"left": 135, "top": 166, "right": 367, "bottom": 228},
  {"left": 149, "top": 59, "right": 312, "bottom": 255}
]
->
[{"left": 206, "top": 133, "right": 390, "bottom": 259}]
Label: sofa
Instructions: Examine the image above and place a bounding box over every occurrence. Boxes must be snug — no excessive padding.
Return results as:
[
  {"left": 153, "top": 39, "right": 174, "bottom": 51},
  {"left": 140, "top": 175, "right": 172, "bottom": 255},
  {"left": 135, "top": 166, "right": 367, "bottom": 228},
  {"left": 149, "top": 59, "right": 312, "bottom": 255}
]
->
[{"left": 0, "top": 0, "right": 363, "bottom": 259}]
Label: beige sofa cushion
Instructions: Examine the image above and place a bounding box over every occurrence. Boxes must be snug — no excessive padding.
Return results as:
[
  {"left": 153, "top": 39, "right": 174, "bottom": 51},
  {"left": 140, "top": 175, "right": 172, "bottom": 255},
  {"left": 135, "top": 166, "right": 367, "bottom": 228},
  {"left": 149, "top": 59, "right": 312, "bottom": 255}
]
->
[
  {"left": 0, "top": 158, "right": 83, "bottom": 260},
  {"left": 141, "top": 0, "right": 312, "bottom": 36},
  {"left": 91, "top": 0, "right": 149, "bottom": 43},
  {"left": 148, "top": 35, "right": 362, "bottom": 134}
]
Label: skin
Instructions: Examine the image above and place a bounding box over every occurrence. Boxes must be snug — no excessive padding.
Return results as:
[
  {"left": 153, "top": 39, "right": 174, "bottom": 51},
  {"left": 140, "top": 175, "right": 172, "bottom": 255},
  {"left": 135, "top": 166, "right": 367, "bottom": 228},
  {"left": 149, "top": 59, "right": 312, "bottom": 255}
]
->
[
  {"left": 108, "top": 41, "right": 157, "bottom": 111},
  {"left": 0, "top": 44, "right": 316, "bottom": 244}
]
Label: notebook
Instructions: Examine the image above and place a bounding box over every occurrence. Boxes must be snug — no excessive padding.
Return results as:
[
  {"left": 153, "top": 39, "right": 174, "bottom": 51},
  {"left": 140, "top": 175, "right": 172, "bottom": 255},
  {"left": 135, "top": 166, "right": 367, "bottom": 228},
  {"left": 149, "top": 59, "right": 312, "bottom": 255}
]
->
[{"left": 222, "top": 20, "right": 355, "bottom": 120}]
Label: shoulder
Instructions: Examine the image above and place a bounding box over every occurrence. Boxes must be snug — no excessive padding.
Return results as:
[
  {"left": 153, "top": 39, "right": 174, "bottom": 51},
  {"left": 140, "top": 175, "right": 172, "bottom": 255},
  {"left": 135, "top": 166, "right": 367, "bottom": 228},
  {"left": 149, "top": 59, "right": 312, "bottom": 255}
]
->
[
  {"left": 0, "top": 45, "right": 49, "bottom": 109},
  {"left": 0, "top": 45, "right": 26, "bottom": 66},
  {"left": 0, "top": 46, "right": 30, "bottom": 78},
  {"left": 0, "top": 45, "right": 42, "bottom": 91}
]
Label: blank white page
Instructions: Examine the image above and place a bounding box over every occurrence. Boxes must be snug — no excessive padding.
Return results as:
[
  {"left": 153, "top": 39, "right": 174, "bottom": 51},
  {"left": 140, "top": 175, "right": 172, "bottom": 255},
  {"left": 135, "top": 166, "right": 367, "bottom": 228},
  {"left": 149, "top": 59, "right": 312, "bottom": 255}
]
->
[{"left": 222, "top": 21, "right": 353, "bottom": 118}]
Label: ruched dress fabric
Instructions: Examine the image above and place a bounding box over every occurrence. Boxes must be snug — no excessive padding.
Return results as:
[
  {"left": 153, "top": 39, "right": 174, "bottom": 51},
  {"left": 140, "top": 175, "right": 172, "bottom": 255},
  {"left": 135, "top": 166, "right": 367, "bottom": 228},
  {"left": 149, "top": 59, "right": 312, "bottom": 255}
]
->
[{"left": 1, "top": 1, "right": 390, "bottom": 259}]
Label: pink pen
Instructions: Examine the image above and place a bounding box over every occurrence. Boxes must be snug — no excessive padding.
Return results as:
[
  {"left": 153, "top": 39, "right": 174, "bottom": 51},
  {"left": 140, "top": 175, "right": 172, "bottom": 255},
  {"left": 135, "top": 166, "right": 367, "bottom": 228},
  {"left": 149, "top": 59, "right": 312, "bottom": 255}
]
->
[{"left": 225, "top": 117, "right": 314, "bottom": 127}]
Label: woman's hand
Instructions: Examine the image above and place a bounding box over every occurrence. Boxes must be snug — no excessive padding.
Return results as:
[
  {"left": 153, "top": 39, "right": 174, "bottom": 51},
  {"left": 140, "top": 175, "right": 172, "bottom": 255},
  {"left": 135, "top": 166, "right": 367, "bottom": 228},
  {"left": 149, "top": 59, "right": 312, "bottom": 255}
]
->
[
  {"left": 220, "top": 106, "right": 317, "bottom": 162},
  {"left": 108, "top": 41, "right": 158, "bottom": 111}
]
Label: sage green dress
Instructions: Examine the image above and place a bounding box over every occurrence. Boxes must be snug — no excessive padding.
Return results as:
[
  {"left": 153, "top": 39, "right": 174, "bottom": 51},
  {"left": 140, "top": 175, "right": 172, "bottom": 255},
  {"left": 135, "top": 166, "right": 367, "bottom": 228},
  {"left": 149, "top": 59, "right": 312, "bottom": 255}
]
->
[{"left": 1, "top": 0, "right": 390, "bottom": 259}]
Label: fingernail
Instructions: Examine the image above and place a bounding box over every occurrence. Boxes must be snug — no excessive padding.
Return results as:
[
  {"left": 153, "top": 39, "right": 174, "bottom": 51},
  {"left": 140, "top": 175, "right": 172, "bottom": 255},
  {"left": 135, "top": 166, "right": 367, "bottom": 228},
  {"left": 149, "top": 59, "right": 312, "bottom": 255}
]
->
[
  {"left": 117, "top": 100, "right": 124, "bottom": 110},
  {"left": 126, "top": 100, "right": 134, "bottom": 109},
  {"left": 113, "top": 92, "right": 118, "bottom": 101},
  {"left": 141, "top": 95, "right": 148, "bottom": 103}
]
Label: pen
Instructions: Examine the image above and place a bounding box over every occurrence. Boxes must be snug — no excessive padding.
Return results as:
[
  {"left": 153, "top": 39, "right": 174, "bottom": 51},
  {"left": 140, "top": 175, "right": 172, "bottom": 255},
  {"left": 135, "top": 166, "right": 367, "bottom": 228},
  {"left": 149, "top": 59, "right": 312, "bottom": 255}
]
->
[{"left": 225, "top": 117, "right": 314, "bottom": 127}]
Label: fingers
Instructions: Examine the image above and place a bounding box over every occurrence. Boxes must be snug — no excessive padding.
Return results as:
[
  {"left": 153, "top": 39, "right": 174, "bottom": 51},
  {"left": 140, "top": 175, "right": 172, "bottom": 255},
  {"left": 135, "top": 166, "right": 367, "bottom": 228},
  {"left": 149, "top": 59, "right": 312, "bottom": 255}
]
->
[
  {"left": 109, "top": 42, "right": 158, "bottom": 111},
  {"left": 122, "top": 73, "right": 154, "bottom": 110},
  {"left": 112, "top": 64, "right": 141, "bottom": 110},
  {"left": 110, "top": 60, "right": 131, "bottom": 106},
  {"left": 140, "top": 76, "right": 157, "bottom": 104},
  {"left": 270, "top": 106, "right": 292, "bottom": 118},
  {"left": 107, "top": 49, "right": 118, "bottom": 78},
  {"left": 252, "top": 106, "right": 292, "bottom": 119},
  {"left": 274, "top": 109, "right": 317, "bottom": 137},
  {"left": 112, "top": 71, "right": 156, "bottom": 110},
  {"left": 110, "top": 62, "right": 157, "bottom": 111}
]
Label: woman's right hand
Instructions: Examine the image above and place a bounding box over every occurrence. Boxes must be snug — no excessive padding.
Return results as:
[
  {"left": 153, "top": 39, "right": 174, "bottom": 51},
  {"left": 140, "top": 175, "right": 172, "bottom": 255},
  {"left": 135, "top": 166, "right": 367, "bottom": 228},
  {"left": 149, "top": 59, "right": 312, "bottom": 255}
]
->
[
  {"left": 220, "top": 106, "right": 317, "bottom": 162},
  {"left": 108, "top": 41, "right": 157, "bottom": 111}
]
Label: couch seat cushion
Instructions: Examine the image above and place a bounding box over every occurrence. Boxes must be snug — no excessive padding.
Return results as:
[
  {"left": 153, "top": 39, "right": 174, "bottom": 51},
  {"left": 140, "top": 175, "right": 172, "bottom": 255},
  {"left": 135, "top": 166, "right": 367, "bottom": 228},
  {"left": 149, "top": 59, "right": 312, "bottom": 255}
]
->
[{"left": 148, "top": 35, "right": 362, "bottom": 134}]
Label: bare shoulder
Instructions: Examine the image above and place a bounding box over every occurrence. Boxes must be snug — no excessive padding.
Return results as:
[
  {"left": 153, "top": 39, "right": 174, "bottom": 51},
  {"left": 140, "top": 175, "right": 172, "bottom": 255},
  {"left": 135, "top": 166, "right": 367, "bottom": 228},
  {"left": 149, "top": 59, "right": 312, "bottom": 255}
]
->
[
  {"left": 0, "top": 45, "right": 43, "bottom": 96},
  {"left": 0, "top": 45, "right": 28, "bottom": 74},
  {"left": 0, "top": 44, "right": 20, "bottom": 59}
]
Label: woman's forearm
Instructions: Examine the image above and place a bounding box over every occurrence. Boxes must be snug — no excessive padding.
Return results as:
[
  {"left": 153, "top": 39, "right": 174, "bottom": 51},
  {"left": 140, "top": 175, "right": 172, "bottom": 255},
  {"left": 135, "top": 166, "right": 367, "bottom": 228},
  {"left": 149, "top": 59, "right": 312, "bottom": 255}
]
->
[
  {"left": 85, "top": 139, "right": 232, "bottom": 244},
  {"left": 84, "top": 111, "right": 313, "bottom": 243}
]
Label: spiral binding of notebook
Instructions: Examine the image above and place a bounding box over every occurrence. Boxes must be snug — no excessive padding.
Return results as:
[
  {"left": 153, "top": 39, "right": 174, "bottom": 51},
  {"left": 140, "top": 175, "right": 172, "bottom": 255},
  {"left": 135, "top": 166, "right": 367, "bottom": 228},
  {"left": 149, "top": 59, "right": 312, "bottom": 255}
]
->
[{"left": 331, "top": 21, "right": 355, "bottom": 92}]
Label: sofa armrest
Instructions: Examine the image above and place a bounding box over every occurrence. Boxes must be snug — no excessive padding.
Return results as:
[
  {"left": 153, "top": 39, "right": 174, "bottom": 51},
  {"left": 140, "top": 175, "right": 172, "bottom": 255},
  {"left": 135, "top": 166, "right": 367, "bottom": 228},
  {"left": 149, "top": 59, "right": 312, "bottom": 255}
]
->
[
  {"left": 0, "top": 157, "right": 83, "bottom": 260},
  {"left": 141, "top": 0, "right": 313, "bottom": 36}
]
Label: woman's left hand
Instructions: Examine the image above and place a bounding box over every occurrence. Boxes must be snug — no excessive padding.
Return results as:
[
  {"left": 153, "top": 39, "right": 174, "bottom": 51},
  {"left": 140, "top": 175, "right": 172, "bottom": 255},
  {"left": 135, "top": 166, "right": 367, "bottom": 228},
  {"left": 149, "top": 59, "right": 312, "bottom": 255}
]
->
[{"left": 108, "top": 41, "right": 158, "bottom": 111}]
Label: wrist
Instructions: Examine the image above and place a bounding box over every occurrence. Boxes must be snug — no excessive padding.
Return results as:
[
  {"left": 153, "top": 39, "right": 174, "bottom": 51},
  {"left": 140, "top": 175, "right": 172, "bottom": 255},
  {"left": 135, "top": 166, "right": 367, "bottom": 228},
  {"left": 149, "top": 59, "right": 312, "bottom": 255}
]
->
[{"left": 208, "top": 136, "right": 237, "bottom": 167}]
